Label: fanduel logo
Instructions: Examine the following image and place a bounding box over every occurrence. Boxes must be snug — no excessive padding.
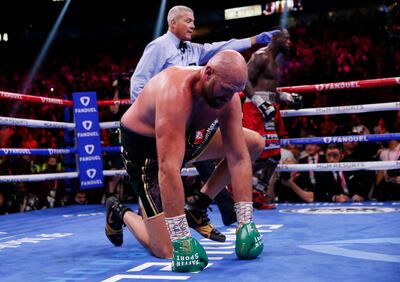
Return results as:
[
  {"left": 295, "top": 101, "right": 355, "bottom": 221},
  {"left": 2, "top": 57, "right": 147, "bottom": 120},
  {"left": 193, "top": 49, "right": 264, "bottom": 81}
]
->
[
  {"left": 323, "top": 136, "right": 368, "bottom": 143},
  {"left": 315, "top": 81, "right": 359, "bottom": 91},
  {"left": 1, "top": 149, "right": 31, "bottom": 155},
  {"left": 82, "top": 120, "right": 92, "bottom": 131},
  {"left": 86, "top": 169, "right": 96, "bottom": 179},
  {"left": 80, "top": 96, "right": 91, "bottom": 107},
  {"left": 84, "top": 144, "right": 95, "bottom": 155}
]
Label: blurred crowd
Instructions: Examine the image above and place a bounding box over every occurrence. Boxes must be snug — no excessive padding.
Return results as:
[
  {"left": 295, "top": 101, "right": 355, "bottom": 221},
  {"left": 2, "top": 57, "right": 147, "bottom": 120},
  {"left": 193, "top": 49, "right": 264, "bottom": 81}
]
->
[{"left": 0, "top": 9, "right": 399, "bottom": 215}]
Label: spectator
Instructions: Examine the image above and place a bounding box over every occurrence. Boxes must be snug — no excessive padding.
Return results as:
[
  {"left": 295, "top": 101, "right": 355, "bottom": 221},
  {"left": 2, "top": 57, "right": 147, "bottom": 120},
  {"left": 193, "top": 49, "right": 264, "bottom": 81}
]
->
[
  {"left": 373, "top": 139, "right": 400, "bottom": 201},
  {"left": 22, "top": 133, "right": 39, "bottom": 149},
  {"left": 103, "top": 73, "right": 131, "bottom": 203},
  {"left": 274, "top": 158, "right": 315, "bottom": 203},
  {"left": 0, "top": 192, "right": 6, "bottom": 215},
  {"left": 74, "top": 191, "right": 88, "bottom": 205},
  {"left": 373, "top": 117, "right": 388, "bottom": 134},
  {"left": 315, "top": 144, "right": 370, "bottom": 202},
  {"left": 392, "top": 111, "right": 400, "bottom": 133},
  {"left": 299, "top": 142, "right": 324, "bottom": 190},
  {"left": 40, "top": 156, "right": 65, "bottom": 208},
  {"left": 319, "top": 115, "right": 337, "bottom": 137}
]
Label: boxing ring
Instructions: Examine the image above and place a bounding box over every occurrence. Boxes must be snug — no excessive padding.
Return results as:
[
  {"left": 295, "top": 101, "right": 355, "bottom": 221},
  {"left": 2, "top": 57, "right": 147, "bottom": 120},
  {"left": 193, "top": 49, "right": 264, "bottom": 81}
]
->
[
  {"left": 0, "top": 76, "right": 400, "bottom": 281},
  {"left": 1, "top": 202, "right": 399, "bottom": 281}
]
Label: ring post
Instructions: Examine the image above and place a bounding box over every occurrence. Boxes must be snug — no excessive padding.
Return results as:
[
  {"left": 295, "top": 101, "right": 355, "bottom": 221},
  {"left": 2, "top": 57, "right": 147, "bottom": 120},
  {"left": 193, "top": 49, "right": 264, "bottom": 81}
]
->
[{"left": 73, "top": 92, "right": 104, "bottom": 189}]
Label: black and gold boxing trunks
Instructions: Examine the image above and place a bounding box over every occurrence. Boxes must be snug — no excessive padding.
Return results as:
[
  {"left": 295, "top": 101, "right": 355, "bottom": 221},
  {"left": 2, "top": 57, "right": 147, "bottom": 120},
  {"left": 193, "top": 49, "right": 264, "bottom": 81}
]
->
[{"left": 120, "top": 121, "right": 218, "bottom": 219}]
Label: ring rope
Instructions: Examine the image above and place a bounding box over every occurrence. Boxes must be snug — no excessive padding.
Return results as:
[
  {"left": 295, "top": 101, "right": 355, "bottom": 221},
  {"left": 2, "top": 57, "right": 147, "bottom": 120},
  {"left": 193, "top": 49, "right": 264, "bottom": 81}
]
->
[
  {"left": 0, "top": 147, "right": 121, "bottom": 156},
  {"left": 0, "top": 148, "right": 77, "bottom": 156},
  {"left": 97, "top": 102, "right": 400, "bottom": 131},
  {"left": 277, "top": 161, "right": 400, "bottom": 172},
  {"left": 0, "top": 91, "right": 73, "bottom": 106},
  {"left": 2, "top": 130, "right": 399, "bottom": 156},
  {"left": 280, "top": 133, "right": 400, "bottom": 145},
  {"left": 97, "top": 99, "right": 132, "bottom": 106},
  {"left": 277, "top": 76, "right": 400, "bottom": 93},
  {"left": 0, "top": 90, "right": 129, "bottom": 107},
  {"left": 180, "top": 161, "right": 400, "bottom": 176},
  {"left": 0, "top": 170, "right": 130, "bottom": 182},
  {"left": 0, "top": 161, "right": 398, "bottom": 182},
  {"left": 0, "top": 116, "right": 75, "bottom": 129},
  {"left": 4, "top": 132, "right": 397, "bottom": 156},
  {"left": 0, "top": 172, "right": 79, "bottom": 182},
  {"left": 1, "top": 77, "right": 398, "bottom": 107},
  {"left": 0, "top": 117, "right": 120, "bottom": 130},
  {"left": 100, "top": 121, "right": 121, "bottom": 130},
  {"left": 281, "top": 102, "right": 400, "bottom": 117},
  {"left": 100, "top": 131, "right": 400, "bottom": 155}
]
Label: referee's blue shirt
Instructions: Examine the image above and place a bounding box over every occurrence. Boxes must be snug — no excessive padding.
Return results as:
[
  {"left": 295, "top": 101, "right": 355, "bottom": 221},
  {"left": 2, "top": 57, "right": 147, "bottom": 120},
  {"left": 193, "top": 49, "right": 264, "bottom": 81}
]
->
[{"left": 130, "top": 31, "right": 251, "bottom": 102}]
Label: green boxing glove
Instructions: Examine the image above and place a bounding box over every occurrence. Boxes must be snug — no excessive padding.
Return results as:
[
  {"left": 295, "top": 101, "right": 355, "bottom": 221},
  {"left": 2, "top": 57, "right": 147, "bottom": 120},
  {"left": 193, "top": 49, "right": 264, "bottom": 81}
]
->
[
  {"left": 172, "top": 237, "right": 208, "bottom": 272},
  {"left": 235, "top": 222, "right": 264, "bottom": 260}
]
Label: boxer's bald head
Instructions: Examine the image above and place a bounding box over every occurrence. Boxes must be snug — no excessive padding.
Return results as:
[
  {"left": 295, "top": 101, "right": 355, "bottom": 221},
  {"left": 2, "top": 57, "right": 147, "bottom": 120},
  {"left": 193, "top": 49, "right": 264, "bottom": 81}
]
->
[
  {"left": 208, "top": 50, "right": 248, "bottom": 91},
  {"left": 202, "top": 50, "right": 248, "bottom": 108}
]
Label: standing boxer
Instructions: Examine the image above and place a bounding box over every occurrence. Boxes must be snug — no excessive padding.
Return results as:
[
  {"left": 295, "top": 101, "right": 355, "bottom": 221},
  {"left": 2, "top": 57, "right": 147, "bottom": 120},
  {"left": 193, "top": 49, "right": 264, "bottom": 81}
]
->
[{"left": 241, "top": 28, "right": 302, "bottom": 204}]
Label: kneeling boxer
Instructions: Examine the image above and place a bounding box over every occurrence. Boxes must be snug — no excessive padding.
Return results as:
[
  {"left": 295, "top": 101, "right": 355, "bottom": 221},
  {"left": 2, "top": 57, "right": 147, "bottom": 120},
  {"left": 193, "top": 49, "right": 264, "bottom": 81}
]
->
[{"left": 105, "top": 50, "right": 264, "bottom": 272}]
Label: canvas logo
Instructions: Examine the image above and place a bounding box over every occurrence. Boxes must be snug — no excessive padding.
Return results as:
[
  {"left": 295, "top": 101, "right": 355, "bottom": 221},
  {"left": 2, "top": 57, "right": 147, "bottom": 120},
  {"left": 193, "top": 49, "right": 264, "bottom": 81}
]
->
[
  {"left": 299, "top": 237, "right": 400, "bottom": 263},
  {"left": 80, "top": 96, "right": 91, "bottom": 107},
  {"left": 280, "top": 207, "right": 400, "bottom": 214},
  {"left": 82, "top": 120, "right": 92, "bottom": 131},
  {"left": 84, "top": 144, "right": 95, "bottom": 155},
  {"left": 86, "top": 169, "right": 96, "bottom": 179}
]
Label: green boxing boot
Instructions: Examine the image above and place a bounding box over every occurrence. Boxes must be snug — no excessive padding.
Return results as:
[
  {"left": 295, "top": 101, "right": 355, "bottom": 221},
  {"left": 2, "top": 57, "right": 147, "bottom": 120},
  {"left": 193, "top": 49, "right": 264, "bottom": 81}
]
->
[
  {"left": 172, "top": 237, "right": 208, "bottom": 272},
  {"left": 235, "top": 222, "right": 263, "bottom": 260}
]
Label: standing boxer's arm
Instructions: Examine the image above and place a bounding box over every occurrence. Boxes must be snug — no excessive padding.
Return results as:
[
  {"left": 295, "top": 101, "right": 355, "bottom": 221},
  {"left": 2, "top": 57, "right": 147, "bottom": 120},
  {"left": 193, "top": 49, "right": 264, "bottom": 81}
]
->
[
  {"left": 243, "top": 53, "right": 264, "bottom": 99},
  {"left": 155, "top": 73, "right": 191, "bottom": 217},
  {"left": 244, "top": 53, "right": 276, "bottom": 121}
]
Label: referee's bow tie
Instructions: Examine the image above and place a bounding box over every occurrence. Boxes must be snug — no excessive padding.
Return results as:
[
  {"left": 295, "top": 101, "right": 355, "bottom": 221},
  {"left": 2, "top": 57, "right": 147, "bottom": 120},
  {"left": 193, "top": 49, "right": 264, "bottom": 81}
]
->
[{"left": 179, "top": 41, "right": 187, "bottom": 53}]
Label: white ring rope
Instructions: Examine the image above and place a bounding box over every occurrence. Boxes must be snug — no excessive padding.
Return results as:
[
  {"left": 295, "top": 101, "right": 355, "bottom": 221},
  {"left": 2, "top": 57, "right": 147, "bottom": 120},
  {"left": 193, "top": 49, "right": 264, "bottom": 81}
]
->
[
  {"left": 0, "top": 117, "right": 120, "bottom": 130},
  {"left": 99, "top": 102, "right": 400, "bottom": 130},
  {"left": 2, "top": 101, "right": 398, "bottom": 130},
  {"left": 2, "top": 161, "right": 397, "bottom": 182},
  {"left": 100, "top": 121, "right": 121, "bottom": 130},
  {"left": 280, "top": 102, "right": 400, "bottom": 117},
  {"left": 277, "top": 161, "right": 400, "bottom": 172},
  {"left": 180, "top": 161, "right": 400, "bottom": 176},
  {"left": 0, "top": 116, "right": 75, "bottom": 129},
  {"left": 0, "top": 172, "right": 78, "bottom": 182}
]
